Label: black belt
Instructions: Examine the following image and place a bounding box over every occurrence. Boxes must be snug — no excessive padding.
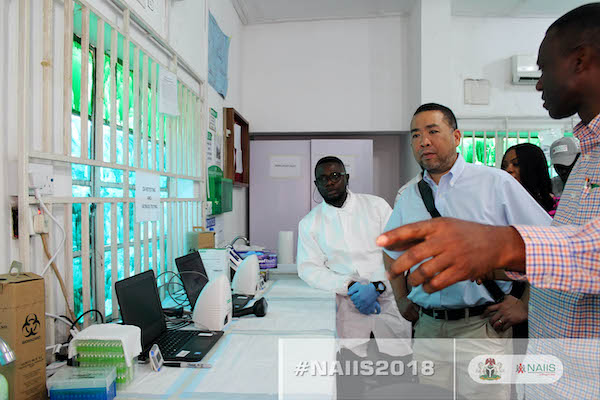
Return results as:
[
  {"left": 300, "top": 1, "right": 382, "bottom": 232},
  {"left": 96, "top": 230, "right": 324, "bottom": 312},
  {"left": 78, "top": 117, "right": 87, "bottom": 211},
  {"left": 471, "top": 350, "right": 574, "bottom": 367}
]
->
[{"left": 420, "top": 303, "right": 494, "bottom": 321}]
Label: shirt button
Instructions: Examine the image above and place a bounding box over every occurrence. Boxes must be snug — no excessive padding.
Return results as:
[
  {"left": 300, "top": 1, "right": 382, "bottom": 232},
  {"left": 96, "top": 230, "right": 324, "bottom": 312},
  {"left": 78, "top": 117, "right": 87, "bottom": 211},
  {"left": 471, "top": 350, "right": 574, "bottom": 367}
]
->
[
  {"left": 571, "top": 193, "right": 577, "bottom": 199},
  {"left": 543, "top": 276, "right": 553, "bottom": 286}
]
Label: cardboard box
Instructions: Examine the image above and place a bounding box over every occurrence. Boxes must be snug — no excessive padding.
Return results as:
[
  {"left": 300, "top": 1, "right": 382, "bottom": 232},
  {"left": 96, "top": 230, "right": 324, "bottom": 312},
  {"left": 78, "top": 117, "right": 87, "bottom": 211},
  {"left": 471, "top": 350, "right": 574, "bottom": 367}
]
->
[
  {"left": 0, "top": 273, "right": 46, "bottom": 400},
  {"left": 186, "top": 226, "right": 216, "bottom": 251}
]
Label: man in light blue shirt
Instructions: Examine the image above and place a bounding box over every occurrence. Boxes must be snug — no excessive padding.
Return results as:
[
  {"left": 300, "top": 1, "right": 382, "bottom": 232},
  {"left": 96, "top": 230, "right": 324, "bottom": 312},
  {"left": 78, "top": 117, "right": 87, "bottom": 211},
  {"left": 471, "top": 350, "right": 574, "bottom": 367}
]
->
[{"left": 384, "top": 103, "right": 551, "bottom": 399}]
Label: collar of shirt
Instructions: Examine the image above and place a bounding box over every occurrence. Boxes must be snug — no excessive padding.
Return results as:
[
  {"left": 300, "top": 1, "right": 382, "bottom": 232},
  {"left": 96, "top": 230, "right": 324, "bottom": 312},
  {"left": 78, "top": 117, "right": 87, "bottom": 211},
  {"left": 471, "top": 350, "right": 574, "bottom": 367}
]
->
[
  {"left": 422, "top": 153, "right": 466, "bottom": 190},
  {"left": 574, "top": 113, "right": 600, "bottom": 154},
  {"left": 322, "top": 189, "right": 354, "bottom": 214}
]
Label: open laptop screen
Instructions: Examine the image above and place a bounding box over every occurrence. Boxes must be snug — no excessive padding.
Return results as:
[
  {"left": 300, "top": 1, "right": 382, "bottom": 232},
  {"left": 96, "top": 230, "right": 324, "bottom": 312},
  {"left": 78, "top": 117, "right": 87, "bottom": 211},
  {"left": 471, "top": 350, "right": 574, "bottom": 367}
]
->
[
  {"left": 115, "top": 270, "right": 166, "bottom": 349},
  {"left": 174, "top": 252, "right": 209, "bottom": 310}
]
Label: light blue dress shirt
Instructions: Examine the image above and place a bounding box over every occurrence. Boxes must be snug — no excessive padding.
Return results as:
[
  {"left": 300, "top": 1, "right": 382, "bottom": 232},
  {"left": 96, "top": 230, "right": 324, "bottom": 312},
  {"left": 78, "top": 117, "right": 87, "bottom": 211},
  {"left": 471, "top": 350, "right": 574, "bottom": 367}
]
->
[{"left": 385, "top": 154, "right": 552, "bottom": 309}]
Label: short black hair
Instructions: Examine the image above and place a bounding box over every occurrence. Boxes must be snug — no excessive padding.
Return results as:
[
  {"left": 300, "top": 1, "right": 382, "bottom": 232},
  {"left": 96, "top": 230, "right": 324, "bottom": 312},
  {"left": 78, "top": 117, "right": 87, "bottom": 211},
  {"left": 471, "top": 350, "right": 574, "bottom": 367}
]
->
[
  {"left": 315, "top": 156, "right": 345, "bottom": 176},
  {"left": 547, "top": 3, "right": 600, "bottom": 53},
  {"left": 413, "top": 103, "right": 458, "bottom": 131}
]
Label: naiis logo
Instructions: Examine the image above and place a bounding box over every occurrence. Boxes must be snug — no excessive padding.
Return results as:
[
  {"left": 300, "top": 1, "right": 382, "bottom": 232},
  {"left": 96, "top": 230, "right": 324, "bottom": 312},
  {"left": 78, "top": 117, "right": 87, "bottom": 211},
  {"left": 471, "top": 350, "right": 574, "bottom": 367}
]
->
[
  {"left": 22, "top": 313, "right": 40, "bottom": 338},
  {"left": 515, "top": 362, "right": 557, "bottom": 376},
  {"left": 478, "top": 358, "right": 503, "bottom": 381},
  {"left": 469, "top": 355, "right": 563, "bottom": 384}
]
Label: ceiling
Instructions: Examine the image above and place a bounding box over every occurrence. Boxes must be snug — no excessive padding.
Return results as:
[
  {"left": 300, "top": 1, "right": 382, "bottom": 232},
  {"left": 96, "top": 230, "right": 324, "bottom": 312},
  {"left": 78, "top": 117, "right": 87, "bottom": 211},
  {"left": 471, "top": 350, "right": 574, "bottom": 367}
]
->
[
  {"left": 231, "top": 0, "right": 592, "bottom": 25},
  {"left": 231, "top": 0, "right": 417, "bottom": 25},
  {"left": 452, "top": 0, "right": 592, "bottom": 18}
]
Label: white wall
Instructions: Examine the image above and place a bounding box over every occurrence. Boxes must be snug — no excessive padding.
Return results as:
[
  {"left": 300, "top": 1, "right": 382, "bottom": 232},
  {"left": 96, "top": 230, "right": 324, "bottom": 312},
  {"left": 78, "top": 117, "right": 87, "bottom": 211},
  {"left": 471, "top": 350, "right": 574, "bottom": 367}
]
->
[
  {"left": 169, "top": 0, "right": 207, "bottom": 80},
  {"left": 449, "top": 16, "right": 554, "bottom": 118},
  {"left": 206, "top": 0, "right": 247, "bottom": 245},
  {"left": 373, "top": 135, "right": 421, "bottom": 205},
  {"left": 0, "top": 0, "right": 11, "bottom": 269},
  {"left": 241, "top": 16, "right": 409, "bottom": 132}
]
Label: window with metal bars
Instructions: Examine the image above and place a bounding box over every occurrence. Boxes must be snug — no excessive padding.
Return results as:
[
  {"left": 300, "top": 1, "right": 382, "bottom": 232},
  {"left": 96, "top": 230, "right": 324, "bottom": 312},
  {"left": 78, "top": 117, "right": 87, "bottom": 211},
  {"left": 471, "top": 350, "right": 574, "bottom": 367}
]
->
[
  {"left": 69, "top": 35, "right": 170, "bottom": 318},
  {"left": 459, "top": 130, "right": 573, "bottom": 178}
]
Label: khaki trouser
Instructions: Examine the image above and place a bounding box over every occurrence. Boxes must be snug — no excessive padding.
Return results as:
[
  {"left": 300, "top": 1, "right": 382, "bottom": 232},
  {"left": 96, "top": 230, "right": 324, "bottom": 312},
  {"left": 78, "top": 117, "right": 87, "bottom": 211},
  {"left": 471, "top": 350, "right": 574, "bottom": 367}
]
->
[{"left": 413, "top": 310, "right": 513, "bottom": 400}]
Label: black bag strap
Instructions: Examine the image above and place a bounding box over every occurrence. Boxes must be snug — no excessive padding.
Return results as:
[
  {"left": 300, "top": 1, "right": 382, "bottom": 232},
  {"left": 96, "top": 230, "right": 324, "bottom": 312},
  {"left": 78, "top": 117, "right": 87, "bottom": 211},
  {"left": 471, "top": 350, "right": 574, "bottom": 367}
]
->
[
  {"left": 417, "top": 178, "right": 505, "bottom": 303},
  {"left": 417, "top": 179, "right": 441, "bottom": 218}
]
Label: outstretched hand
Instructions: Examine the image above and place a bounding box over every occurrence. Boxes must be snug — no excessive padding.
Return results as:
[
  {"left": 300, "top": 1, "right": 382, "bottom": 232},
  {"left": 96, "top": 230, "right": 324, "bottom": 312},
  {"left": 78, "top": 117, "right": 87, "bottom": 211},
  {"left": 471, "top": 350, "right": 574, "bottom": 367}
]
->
[{"left": 376, "top": 217, "right": 526, "bottom": 293}]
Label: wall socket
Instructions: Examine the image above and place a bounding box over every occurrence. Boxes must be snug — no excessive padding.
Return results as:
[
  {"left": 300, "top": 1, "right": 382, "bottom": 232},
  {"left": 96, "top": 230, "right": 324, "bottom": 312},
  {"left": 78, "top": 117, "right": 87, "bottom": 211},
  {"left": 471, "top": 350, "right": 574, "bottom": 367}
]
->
[
  {"left": 33, "top": 212, "right": 50, "bottom": 234},
  {"left": 29, "top": 163, "right": 55, "bottom": 195}
]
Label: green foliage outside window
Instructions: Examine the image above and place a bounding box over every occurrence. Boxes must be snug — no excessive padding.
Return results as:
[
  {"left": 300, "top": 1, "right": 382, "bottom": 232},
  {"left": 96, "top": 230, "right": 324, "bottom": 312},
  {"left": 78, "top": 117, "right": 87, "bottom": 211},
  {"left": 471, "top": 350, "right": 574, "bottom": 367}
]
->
[{"left": 70, "top": 36, "right": 169, "bottom": 318}]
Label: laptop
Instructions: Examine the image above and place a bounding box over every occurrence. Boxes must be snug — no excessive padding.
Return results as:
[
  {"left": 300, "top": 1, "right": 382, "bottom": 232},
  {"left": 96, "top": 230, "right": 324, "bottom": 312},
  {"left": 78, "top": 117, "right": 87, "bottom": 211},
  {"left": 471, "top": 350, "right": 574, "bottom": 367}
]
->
[
  {"left": 115, "top": 270, "right": 223, "bottom": 362},
  {"left": 175, "top": 251, "right": 250, "bottom": 311},
  {"left": 174, "top": 252, "right": 210, "bottom": 310}
]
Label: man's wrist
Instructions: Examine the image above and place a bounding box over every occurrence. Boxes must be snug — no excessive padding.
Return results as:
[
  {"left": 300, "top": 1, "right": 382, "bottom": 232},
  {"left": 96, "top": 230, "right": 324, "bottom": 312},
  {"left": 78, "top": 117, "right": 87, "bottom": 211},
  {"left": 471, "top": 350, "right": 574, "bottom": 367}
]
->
[
  {"left": 372, "top": 281, "right": 386, "bottom": 294},
  {"left": 497, "top": 226, "right": 526, "bottom": 272}
]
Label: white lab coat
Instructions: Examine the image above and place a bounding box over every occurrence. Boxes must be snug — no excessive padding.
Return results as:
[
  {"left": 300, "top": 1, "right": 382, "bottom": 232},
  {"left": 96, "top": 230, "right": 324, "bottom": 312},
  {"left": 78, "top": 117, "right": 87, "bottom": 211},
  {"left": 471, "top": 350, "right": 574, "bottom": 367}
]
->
[{"left": 297, "top": 191, "right": 412, "bottom": 357}]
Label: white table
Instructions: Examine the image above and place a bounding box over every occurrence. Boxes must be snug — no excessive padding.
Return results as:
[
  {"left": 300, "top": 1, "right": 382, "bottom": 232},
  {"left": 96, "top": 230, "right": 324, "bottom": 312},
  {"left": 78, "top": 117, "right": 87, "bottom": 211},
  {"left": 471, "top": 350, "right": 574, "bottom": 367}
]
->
[{"left": 117, "top": 273, "right": 336, "bottom": 399}]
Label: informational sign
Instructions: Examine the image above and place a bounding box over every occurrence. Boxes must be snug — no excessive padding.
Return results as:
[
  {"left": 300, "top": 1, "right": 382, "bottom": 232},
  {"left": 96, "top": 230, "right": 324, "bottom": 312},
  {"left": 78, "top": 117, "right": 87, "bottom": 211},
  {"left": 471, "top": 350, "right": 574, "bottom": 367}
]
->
[
  {"left": 158, "top": 68, "right": 179, "bottom": 116},
  {"left": 208, "top": 12, "right": 230, "bottom": 98},
  {"left": 135, "top": 171, "right": 161, "bottom": 222},
  {"left": 215, "top": 133, "right": 223, "bottom": 165},
  {"left": 234, "top": 124, "right": 243, "bottom": 174},
  {"left": 209, "top": 108, "right": 217, "bottom": 132},
  {"left": 269, "top": 155, "right": 302, "bottom": 178},
  {"left": 206, "top": 131, "right": 214, "bottom": 166}
]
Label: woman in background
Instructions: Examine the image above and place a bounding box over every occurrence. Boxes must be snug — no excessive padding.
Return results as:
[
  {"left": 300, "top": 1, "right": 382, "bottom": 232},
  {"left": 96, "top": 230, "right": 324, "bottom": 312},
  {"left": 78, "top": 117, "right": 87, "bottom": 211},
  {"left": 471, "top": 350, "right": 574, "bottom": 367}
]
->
[{"left": 501, "top": 143, "right": 558, "bottom": 216}]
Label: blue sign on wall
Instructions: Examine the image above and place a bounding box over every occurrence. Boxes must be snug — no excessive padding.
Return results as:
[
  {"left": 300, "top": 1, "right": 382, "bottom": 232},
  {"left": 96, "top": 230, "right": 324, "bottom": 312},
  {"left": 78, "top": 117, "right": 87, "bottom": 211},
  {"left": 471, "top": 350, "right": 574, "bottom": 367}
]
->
[{"left": 208, "top": 12, "right": 230, "bottom": 98}]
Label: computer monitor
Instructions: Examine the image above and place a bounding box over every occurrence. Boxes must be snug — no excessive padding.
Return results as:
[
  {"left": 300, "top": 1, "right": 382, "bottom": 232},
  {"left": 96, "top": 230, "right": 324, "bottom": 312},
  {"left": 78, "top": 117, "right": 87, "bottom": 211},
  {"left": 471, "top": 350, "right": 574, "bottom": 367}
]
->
[
  {"left": 174, "top": 252, "right": 210, "bottom": 310},
  {"left": 115, "top": 270, "right": 166, "bottom": 349}
]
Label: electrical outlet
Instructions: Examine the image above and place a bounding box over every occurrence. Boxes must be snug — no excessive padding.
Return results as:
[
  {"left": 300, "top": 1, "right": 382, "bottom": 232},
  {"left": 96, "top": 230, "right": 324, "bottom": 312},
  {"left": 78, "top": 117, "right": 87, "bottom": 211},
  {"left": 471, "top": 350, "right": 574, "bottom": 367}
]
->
[
  {"left": 33, "top": 213, "right": 50, "bottom": 234},
  {"left": 28, "top": 206, "right": 38, "bottom": 236},
  {"left": 29, "top": 164, "right": 55, "bottom": 195}
]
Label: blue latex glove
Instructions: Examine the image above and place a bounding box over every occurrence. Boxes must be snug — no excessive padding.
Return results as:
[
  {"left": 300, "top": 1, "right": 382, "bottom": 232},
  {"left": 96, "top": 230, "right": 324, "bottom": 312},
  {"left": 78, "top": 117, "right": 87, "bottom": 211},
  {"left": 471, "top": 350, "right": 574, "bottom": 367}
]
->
[
  {"left": 374, "top": 301, "right": 381, "bottom": 314},
  {"left": 367, "top": 300, "right": 382, "bottom": 315},
  {"left": 348, "top": 282, "right": 380, "bottom": 315}
]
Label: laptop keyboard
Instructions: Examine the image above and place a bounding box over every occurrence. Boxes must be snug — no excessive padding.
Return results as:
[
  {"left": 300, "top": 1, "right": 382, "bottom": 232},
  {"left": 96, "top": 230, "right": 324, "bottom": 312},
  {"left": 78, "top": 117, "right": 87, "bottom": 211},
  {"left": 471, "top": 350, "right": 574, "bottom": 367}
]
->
[{"left": 155, "top": 330, "right": 199, "bottom": 357}]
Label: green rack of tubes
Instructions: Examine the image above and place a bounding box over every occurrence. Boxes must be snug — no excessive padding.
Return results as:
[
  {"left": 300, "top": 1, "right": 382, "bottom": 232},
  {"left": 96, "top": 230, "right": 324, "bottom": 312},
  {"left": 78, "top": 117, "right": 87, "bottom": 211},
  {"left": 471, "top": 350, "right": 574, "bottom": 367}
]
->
[{"left": 74, "top": 340, "right": 134, "bottom": 387}]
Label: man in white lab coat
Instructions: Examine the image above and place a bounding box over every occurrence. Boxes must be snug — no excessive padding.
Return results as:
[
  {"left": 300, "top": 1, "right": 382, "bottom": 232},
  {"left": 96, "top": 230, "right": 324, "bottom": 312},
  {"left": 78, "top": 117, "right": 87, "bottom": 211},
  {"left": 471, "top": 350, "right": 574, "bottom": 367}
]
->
[{"left": 297, "top": 156, "right": 412, "bottom": 396}]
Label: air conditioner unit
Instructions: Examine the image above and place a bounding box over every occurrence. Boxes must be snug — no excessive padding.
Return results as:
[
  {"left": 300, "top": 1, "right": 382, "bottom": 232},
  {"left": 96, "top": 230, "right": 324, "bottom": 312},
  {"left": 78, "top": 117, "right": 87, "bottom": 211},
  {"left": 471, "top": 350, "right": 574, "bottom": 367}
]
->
[{"left": 512, "top": 55, "right": 541, "bottom": 85}]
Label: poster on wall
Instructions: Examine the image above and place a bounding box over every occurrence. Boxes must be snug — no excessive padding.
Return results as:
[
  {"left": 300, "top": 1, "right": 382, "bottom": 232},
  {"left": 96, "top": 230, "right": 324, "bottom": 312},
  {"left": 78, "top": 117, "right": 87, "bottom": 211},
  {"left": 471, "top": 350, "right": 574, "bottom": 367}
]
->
[
  {"left": 209, "top": 108, "right": 217, "bottom": 132},
  {"left": 158, "top": 68, "right": 179, "bottom": 115},
  {"left": 269, "top": 155, "right": 302, "bottom": 178},
  {"left": 215, "top": 133, "right": 223, "bottom": 165},
  {"left": 135, "top": 171, "right": 161, "bottom": 222},
  {"left": 208, "top": 12, "right": 230, "bottom": 98},
  {"left": 206, "top": 132, "right": 214, "bottom": 166}
]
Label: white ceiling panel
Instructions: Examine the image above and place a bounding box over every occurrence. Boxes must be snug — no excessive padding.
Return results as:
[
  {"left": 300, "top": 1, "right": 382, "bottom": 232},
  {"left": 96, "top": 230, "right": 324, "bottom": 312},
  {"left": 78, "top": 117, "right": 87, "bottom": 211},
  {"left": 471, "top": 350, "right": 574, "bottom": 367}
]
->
[
  {"left": 231, "top": 0, "right": 593, "bottom": 25},
  {"left": 232, "top": 0, "right": 416, "bottom": 25},
  {"left": 452, "top": 0, "right": 592, "bottom": 18}
]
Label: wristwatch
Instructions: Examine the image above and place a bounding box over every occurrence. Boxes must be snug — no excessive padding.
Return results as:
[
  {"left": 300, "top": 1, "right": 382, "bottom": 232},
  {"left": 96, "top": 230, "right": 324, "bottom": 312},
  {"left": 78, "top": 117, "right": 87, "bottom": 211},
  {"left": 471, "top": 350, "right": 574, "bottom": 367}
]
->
[{"left": 373, "top": 281, "right": 386, "bottom": 294}]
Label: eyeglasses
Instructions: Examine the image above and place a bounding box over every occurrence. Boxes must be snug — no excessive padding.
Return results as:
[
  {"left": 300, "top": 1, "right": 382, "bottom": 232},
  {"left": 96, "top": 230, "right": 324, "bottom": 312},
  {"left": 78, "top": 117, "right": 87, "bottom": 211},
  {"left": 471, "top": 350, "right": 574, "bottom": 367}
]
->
[{"left": 315, "top": 172, "right": 347, "bottom": 185}]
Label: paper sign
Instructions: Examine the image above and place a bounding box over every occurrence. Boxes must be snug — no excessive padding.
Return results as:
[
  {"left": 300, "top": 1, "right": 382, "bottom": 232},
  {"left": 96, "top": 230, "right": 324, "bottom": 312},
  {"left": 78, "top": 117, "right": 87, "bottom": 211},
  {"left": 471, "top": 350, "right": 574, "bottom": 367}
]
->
[
  {"left": 158, "top": 68, "right": 179, "bottom": 116},
  {"left": 270, "top": 156, "right": 302, "bottom": 178},
  {"left": 135, "top": 172, "right": 161, "bottom": 222},
  {"left": 234, "top": 124, "right": 243, "bottom": 174},
  {"left": 209, "top": 108, "right": 217, "bottom": 132},
  {"left": 215, "top": 133, "right": 223, "bottom": 165},
  {"left": 206, "top": 132, "right": 214, "bottom": 166}
]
